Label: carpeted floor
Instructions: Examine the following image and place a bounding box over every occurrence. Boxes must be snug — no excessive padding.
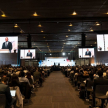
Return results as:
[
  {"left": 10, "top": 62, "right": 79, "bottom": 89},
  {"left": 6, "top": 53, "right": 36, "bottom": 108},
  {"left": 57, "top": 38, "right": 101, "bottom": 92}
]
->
[{"left": 24, "top": 71, "right": 89, "bottom": 108}]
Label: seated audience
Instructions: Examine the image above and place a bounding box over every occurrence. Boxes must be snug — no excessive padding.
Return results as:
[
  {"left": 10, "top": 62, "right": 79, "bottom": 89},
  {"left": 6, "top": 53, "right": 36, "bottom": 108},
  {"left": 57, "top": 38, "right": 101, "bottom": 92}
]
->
[
  {"left": 26, "top": 72, "right": 34, "bottom": 85},
  {"left": 19, "top": 71, "right": 30, "bottom": 86},
  {"left": 0, "top": 77, "right": 16, "bottom": 108}
]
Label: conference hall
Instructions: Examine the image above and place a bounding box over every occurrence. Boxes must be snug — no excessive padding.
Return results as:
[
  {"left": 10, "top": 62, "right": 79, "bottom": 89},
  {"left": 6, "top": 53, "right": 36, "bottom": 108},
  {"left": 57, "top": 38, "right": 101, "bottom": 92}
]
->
[{"left": 0, "top": 0, "right": 108, "bottom": 108}]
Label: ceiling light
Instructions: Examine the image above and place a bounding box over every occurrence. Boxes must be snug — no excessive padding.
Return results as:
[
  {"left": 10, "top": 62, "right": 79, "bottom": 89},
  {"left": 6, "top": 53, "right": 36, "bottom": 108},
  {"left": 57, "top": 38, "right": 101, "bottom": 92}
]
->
[
  {"left": 69, "top": 23, "right": 73, "bottom": 26},
  {"left": 96, "top": 22, "right": 100, "bottom": 26},
  {"left": 1, "top": 13, "right": 6, "bottom": 17},
  {"left": 14, "top": 24, "right": 18, "bottom": 28},
  {"left": 20, "top": 30, "right": 24, "bottom": 33},
  {"left": 85, "top": 36, "right": 87, "bottom": 37},
  {"left": 64, "top": 43, "right": 65, "bottom": 44},
  {"left": 33, "top": 12, "right": 38, "bottom": 16},
  {"left": 66, "top": 35, "right": 68, "bottom": 37},
  {"left": 38, "top": 23, "right": 42, "bottom": 27},
  {"left": 68, "top": 29, "right": 70, "bottom": 31},
  {"left": 72, "top": 11, "right": 77, "bottom": 15},
  {"left": 50, "top": 54, "right": 52, "bottom": 55},
  {"left": 91, "top": 45, "right": 92, "bottom": 46},
  {"left": 106, "top": 12, "right": 108, "bottom": 14},
  {"left": 90, "top": 28, "right": 93, "bottom": 32},
  {"left": 62, "top": 52, "right": 65, "bottom": 56},
  {"left": 41, "top": 30, "right": 44, "bottom": 32},
  {"left": 43, "top": 37, "right": 45, "bottom": 38}
]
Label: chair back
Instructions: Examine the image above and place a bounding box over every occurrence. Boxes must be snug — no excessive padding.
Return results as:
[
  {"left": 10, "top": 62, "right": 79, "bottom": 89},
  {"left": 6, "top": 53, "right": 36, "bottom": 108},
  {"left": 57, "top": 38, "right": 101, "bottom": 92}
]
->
[
  {"left": 87, "top": 80, "right": 93, "bottom": 89},
  {"left": 0, "top": 94, "right": 6, "bottom": 108},
  {"left": 95, "top": 85, "right": 108, "bottom": 96},
  {"left": 20, "top": 82, "right": 31, "bottom": 99},
  {"left": 28, "top": 78, "right": 33, "bottom": 85}
]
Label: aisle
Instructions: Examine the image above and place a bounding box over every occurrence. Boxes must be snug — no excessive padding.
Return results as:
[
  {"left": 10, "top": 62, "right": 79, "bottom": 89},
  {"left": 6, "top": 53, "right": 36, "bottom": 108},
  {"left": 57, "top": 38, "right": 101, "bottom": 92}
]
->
[{"left": 24, "top": 71, "right": 89, "bottom": 108}]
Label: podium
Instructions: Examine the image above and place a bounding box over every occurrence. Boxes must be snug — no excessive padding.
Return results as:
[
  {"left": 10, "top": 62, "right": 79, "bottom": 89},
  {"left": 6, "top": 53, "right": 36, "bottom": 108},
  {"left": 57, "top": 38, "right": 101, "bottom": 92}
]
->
[
  {"left": 0, "top": 49, "right": 9, "bottom": 53},
  {"left": 84, "top": 55, "right": 91, "bottom": 58},
  {"left": 25, "top": 56, "right": 32, "bottom": 59}
]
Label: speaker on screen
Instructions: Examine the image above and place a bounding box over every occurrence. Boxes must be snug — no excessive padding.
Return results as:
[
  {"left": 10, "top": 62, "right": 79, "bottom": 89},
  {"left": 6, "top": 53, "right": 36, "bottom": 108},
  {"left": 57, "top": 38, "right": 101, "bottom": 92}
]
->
[
  {"left": 0, "top": 36, "right": 18, "bottom": 53},
  {"left": 20, "top": 49, "right": 36, "bottom": 59}
]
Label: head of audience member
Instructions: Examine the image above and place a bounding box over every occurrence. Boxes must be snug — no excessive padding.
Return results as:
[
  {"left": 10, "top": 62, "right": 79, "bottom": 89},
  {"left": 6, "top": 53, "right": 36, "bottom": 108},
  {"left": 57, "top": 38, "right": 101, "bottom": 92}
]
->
[
  {"left": 27, "top": 72, "right": 31, "bottom": 79},
  {"left": 98, "top": 70, "right": 103, "bottom": 77},
  {"left": 20, "top": 71, "right": 25, "bottom": 77},
  {"left": 1, "top": 77, "right": 8, "bottom": 85},
  {"left": 89, "top": 72, "right": 93, "bottom": 80},
  {"left": 3, "top": 72, "right": 8, "bottom": 77},
  {"left": 106, "top": 70, "right": 108, "bottom": 76},
  {"left": 10, "top": 74, "right": 20, "bottom": 87}
]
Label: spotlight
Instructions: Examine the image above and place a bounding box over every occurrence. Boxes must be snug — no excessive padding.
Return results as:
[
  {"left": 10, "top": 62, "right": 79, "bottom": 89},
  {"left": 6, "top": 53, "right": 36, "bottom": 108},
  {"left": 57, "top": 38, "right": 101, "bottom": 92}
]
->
[
  {"left": 62, "top": 52, "right": 65, "bottom": 55},
  {"left": 33, "top": 12, "right": 38, "bottom": 16},
  {"left": 69, "top": 23, "right": 72, "bottom": 26},
  {"left": 1, "top": 13, "right": 6, "bottom": 17},
  {"left": 14, "top": 24, "right": 18, "bottom": 28},
  {"left": 72, "top": 11, "right": 77, "bottom": 15},
  {"left": 38, "top": 23, "right": 42, "bottom": 27}
]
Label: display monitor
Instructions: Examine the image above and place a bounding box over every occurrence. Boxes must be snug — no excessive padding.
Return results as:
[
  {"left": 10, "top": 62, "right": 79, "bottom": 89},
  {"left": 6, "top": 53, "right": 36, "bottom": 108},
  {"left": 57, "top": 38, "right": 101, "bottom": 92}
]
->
[
  {"left": 78, "top": 48, "right": 94, "bottom": 58},
  {"left": 20, "top": 49, "right": 36, "bottom": 59},
  {"left": 0, "top": 36, "right": 18, "bottom": 53},
  {"left": 97, "top": 34, "right": 108, "bottom": 51}
]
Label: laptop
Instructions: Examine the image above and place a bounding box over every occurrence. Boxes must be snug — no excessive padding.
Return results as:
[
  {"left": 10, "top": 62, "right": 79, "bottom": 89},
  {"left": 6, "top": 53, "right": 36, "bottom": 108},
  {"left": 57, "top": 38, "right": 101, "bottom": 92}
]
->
[{"left": 10, "top": 90, "right": 16, "bottom": 97}]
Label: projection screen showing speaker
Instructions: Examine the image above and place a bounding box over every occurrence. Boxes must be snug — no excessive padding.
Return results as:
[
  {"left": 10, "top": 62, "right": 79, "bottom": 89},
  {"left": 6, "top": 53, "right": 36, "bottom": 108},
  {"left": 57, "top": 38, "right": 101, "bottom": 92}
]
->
[{"left": 97, "top": 34, "right": 108, "bottom": 51}]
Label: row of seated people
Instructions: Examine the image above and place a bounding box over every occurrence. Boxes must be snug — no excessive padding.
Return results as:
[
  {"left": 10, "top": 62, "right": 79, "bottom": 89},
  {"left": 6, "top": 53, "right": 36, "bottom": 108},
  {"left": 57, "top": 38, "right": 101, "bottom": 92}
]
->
[
  {"left": 0, "top": 66, "right": 51, "bottom": 108},
  {"left": 62, "top": 65, "right": 108, "bottom": 108}
]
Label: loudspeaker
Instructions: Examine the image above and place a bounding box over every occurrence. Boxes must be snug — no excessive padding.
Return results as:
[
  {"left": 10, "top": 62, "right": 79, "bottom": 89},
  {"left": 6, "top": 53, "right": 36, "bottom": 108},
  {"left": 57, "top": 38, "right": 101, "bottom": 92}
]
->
[
  {"left": 73, "top": 57, "right": 75, "bottom": 60},
  {"left": 37, "top": 57, "right": 40, "bottom": 62}
]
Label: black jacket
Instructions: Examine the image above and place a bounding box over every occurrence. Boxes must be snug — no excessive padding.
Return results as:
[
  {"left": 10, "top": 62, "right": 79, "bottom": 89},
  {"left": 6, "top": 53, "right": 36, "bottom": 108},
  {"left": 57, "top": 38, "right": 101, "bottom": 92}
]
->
[
  {"left": 27, "top": 52, "right": 32, "bottom": 57},
  {"left": 0, "top": 82, "right": 12, "bottom": 107},
  {"left": 2, "top": 41, "right": 12, "bottom": 52},
  {"left": 85, "top": 51, "right": 91, "bottom": 56}
]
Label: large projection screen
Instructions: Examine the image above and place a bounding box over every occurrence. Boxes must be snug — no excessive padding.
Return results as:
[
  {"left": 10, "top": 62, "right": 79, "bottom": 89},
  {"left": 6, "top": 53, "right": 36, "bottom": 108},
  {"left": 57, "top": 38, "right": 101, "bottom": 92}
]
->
[
  {"left": 78, "top": 48, "right": 94, "bottom": 58},
  {"left": 20, "top": 49, "right": 36, "bottom": 59},
  {"left": 0, "top": 36, "right": 18, "bottom": 53},
  {"left": 97, "top": 34, "right": 108, "bottom": 51},
  {"left": 97, "top": 34, "right": 104, "bottom": 51}
]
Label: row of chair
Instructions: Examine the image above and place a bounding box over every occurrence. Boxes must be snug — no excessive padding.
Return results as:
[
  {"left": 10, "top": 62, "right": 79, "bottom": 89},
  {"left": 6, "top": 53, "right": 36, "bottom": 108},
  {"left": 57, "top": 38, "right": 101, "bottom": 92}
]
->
[{"left": 62, "top": 70, "right": 108, "bottom": 108}]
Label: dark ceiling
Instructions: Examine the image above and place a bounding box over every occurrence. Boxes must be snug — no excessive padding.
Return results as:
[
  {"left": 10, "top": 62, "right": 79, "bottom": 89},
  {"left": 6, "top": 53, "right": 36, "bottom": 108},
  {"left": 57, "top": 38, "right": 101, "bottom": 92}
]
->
[{"left": 0, "top": 0, "right": 108, "bottom": 52}]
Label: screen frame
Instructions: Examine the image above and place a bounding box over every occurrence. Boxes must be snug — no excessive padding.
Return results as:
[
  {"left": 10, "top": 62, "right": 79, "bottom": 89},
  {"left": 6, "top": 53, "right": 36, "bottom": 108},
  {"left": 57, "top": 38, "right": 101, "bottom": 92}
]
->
[
  {"left": 78, "top": 47, "right": 95, "bottom": 58},
  {"left": 0, "top": 36, "right": 18, "bottom": 53},
  {"left": 20, "top": 48, "right": 36, "bottom": 60}
]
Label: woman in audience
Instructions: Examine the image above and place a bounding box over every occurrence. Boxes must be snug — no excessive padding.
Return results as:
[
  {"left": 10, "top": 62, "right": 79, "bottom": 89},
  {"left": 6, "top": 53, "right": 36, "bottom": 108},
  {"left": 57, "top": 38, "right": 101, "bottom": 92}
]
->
[
  {"left": 19, "top": 71, "right": 30, "bottom": 86},
  {"left": 9, "top": 74, "right": 21, "bottom": 88},
  {"left": 26, "top": 72, "right": 34, "bottom": 85},
  {"left": 85, "top": 72, "right": 94, "bottom": 101},
  {"left": 9, "top": 74, "right": 23, "bottom": 108}
]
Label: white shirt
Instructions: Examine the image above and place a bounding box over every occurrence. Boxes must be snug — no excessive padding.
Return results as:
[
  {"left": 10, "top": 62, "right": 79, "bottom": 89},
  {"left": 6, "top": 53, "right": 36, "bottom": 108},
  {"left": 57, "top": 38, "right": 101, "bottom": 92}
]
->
[
  {"left": 19, "top": 77, "right": 30, "bottom": 85},
  {"left": 5, "top": 41, "right": 8, "bottom": 47}
]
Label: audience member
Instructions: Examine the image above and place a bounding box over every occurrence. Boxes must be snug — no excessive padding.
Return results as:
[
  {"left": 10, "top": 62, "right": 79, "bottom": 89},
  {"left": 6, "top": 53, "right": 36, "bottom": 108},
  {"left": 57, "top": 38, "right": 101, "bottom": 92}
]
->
[{"left": 0, "top": 77, "right": 16, "bottom": 108}]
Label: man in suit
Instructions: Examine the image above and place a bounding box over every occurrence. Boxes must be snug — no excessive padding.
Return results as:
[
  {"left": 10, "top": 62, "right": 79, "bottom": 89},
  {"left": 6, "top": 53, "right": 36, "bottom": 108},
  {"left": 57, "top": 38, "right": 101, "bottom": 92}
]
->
[
  {"left": 0, "top": 77, "right": 16, "bottom": 108},
  {"left": 26, "top": 50, "right": 32, "bottom": 58},
  {"left": 2, "top": 37, "right": 12, "bottom": 53},
  {"left": 85, "top": 49, "right": 91, "bottom": 57}
]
